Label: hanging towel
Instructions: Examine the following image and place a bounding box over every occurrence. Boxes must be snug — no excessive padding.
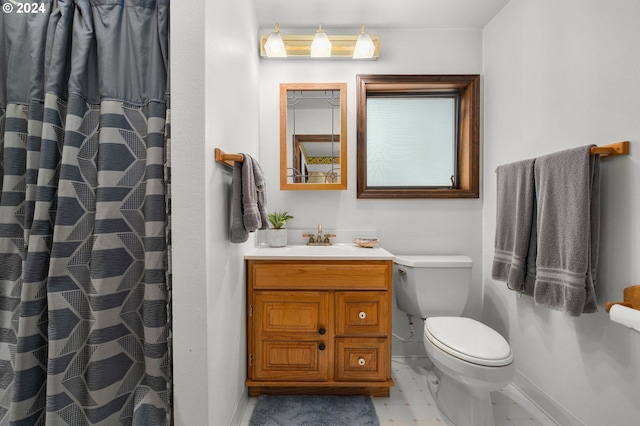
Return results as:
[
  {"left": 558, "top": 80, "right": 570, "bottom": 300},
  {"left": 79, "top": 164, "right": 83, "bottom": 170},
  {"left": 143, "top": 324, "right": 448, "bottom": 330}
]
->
[
  {"left": 251, "top": 156, "right": 270, "bottom": 231},
  {"left": 492, "top": 159, "right": 537, "bottom": 295},
  {"left": 230, "top": 161, "right": 249, "bottom": 243},
  {"left": 242, "top": 154, "right": 269, "bottom": 232},
  {"left": 533, "top": 145, "right": 600, "bottom": 316}
]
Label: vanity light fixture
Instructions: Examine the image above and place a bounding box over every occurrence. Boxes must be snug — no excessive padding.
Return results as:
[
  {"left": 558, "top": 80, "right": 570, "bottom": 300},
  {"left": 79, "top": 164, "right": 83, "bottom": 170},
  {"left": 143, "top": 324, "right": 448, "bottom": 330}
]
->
[
  {"left": 264, "top": 23, "right": 287, "bottom": 57},
  {"left": 353, "top": 24, "right": 376, "bottom": 59},
  {"left": 260, "top": 23, "right": 380, "bottom": 59},
  {"left": 310, "top": 24, "right": 332, "bottom": 57}
]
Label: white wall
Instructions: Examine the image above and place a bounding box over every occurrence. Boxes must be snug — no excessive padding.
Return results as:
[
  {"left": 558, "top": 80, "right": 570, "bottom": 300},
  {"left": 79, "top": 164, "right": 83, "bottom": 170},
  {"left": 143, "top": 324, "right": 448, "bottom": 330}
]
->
[
  {"left": 482, "top": 0, "right": 640, "bottom": 424},
  {"left": 171, "top": 0, "right": 260, "bottom": 424},
  {"left": 259, "top": 28, "right": 484, "bottom": 355}
]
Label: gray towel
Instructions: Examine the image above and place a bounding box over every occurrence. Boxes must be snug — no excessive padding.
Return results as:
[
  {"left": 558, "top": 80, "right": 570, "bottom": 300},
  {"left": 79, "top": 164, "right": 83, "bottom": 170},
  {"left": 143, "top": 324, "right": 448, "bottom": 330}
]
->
[
  {"left": 251, "top": 156, "right": 270, "bottom": 230},
  {"left": 230, "top": 161, "right": 248, "bottom": 243},
  {"left": 492, "top": 159, "right": 537, "bottom": 295},
  {"left": 533, "top": 145, "right": 600, "bottom": 316},
  {"left": 242, "top": 154, "right": 268, "bottom": 232}
]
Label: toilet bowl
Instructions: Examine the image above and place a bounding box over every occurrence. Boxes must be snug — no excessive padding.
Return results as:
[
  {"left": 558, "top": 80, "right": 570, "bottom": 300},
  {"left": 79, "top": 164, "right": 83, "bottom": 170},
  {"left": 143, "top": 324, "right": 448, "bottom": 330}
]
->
[
  {"left": 392, "top": 255, "right": 515, "bottom": 426},
  {"left": 424, "top": 316, "right": 514, "bottom": 426}
]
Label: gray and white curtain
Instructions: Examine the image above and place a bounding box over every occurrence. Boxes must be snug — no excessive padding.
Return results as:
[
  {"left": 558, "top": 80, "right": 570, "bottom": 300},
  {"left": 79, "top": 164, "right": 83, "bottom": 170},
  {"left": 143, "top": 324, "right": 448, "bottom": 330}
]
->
[{"left": 0, "top": 0, "right": 171, "bottom": 424}]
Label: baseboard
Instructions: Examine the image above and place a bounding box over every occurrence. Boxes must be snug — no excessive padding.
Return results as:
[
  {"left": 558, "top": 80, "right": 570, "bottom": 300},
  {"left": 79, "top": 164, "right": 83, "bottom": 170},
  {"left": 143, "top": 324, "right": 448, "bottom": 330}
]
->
[
  {"left": 231, "top": 387, "right": 250, "bottom": 426},
  {"left": 513, "top": 370, "right": 586, "bottom": 426}
]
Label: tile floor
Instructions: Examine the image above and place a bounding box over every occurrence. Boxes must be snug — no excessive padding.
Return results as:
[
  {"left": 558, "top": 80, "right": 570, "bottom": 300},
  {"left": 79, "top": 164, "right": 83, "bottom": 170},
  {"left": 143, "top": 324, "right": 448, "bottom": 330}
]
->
[{"left": 240, "top": 357, "right": 557, "bottom": 426}]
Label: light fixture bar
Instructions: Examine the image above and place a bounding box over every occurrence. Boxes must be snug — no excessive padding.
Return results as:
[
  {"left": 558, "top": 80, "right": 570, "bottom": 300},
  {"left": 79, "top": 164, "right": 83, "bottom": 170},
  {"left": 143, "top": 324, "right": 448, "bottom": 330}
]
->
[{"left": 260, "top": 31, "right": 380, "bottom": 59}]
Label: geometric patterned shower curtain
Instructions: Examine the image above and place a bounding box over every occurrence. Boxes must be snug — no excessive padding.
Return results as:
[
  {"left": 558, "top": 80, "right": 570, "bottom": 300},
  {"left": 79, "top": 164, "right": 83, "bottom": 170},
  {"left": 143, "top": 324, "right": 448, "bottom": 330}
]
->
[{"left": 0, "top": 1, "right": 171, "bottom": 424}]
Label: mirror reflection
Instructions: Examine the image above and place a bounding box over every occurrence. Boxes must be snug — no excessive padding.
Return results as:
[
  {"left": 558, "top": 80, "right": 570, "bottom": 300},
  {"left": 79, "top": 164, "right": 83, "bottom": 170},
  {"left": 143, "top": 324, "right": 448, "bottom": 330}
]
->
[{"left": 280, "top": 83, "right": 347, "bottom": 190}]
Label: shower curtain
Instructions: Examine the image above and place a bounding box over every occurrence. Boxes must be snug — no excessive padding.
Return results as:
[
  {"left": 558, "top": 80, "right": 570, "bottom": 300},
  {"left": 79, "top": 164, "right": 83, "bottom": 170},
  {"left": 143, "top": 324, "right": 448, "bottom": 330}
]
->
[{"left": 0, "top": 0, "right": 171, "bottom": 424}]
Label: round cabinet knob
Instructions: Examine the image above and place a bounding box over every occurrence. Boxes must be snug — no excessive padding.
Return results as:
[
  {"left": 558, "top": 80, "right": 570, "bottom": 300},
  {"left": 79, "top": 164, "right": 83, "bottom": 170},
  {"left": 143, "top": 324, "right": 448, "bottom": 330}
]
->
[
  {"left": 319, "top": 344, "right": 326, "bottom": 351},
  {"left": 318, "top": 328, "right": 326, "bottom": 335},
  {"left": 358, "top": 358, "right": 366, "bottom": 366},
  {"left": 358, "top": 311, "right": 367, "bottom": 319}
]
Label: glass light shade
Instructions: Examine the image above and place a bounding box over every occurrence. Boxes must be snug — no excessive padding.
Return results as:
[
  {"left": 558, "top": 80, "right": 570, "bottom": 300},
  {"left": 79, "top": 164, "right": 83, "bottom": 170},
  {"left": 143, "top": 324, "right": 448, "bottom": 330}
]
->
[
  {"left": 353, "top": 32, "right": 375, "bottom": 59},
  {"left": 264, "top": 24, "right": 286, "bottom": 57},
  {"left": 311, "top": 25, "right": 332, "bottom": 57}
]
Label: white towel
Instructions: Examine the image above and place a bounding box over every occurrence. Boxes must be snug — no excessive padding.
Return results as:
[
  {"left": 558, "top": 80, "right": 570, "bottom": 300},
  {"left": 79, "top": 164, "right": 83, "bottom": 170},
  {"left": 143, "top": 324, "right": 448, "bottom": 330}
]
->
[
  {"left": 492, "top": 159, "right": 537, "bottom": 295},
  {"left": 533, "top": 145, "right": 600, "bottom": 316}
]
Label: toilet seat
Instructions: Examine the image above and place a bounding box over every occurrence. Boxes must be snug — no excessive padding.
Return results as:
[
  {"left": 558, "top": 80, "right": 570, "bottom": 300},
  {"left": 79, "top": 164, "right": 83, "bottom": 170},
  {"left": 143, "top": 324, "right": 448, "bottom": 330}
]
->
[{"left": 425, "top": 317, "right": 513, "bottom": 367}]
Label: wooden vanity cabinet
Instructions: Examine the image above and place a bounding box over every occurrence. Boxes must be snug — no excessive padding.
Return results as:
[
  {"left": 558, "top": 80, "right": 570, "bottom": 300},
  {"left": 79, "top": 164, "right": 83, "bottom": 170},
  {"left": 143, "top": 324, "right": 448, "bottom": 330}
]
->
[{"left": 246, "top": 259, "right": 394, "bottom": 397}]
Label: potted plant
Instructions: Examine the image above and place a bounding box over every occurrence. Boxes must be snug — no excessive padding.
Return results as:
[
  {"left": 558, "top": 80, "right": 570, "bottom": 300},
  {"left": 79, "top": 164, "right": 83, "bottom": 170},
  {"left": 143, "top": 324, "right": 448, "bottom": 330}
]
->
[{"left": 266, "top": 211, "right": 294, "bottom": 247}]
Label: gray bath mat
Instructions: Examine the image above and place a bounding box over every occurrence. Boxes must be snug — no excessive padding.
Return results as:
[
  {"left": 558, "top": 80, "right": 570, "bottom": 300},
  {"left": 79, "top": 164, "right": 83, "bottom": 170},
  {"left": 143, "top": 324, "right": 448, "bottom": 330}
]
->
[{"left": 249, "top": 394, "right": 380, "bottom": 426}]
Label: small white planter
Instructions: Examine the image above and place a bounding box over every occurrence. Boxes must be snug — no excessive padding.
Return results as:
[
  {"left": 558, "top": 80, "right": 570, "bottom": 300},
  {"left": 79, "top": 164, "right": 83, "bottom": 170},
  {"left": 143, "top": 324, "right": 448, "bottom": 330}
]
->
[{"left": 266, "top": 229, "right": 288, "bottom": 247}]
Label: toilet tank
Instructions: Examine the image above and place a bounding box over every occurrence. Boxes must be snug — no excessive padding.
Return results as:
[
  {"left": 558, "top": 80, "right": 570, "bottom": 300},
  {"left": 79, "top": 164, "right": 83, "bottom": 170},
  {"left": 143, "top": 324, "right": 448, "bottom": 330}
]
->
[{"left": 393, "top": 255, "right": 472, "bottom": 318}]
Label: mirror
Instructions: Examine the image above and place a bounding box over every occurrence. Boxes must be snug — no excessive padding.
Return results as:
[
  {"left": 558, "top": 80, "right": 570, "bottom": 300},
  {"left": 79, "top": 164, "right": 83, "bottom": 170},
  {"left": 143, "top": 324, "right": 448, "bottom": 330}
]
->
[{"left": 280, "top": 83, "right": 347, "bottom": 190}]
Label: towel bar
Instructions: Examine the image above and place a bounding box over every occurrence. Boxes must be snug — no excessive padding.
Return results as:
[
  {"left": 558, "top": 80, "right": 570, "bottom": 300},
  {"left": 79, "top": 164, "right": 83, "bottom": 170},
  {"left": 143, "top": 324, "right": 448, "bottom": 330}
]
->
[
  {"left": 494, "top": 141, "right": 630, "bottom": 173},
  {"left": 215, "top": 148, "right": 244, "bottom": 169},
  {"left": 590, "top": 141, "right": 629, "bottom": 157}
]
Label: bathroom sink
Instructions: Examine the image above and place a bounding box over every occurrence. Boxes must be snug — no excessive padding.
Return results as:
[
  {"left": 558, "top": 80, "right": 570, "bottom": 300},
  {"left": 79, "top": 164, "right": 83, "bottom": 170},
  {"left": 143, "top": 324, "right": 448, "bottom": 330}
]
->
[{"left": 244, "top": 244, "right": 394, "bottom": 260}]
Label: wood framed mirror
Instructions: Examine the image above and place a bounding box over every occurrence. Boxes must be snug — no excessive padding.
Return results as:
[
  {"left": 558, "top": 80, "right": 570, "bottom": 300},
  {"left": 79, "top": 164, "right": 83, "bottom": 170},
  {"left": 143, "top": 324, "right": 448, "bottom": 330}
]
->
[{"left": 280, "top": 83, "right": 347, "bottom": 190}]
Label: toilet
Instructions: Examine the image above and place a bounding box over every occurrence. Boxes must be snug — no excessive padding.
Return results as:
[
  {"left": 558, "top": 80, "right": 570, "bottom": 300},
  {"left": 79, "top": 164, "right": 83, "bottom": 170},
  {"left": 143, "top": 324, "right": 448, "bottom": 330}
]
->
[{"left": 393, "top": 255, "right": 514, "bottom": 426}]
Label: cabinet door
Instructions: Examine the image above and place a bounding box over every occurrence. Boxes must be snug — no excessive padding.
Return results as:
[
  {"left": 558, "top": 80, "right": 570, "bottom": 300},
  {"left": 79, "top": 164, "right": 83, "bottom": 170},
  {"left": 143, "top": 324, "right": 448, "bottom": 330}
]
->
[
  {"left": 252, "top": 291, "right": 329, "bottom": 381},
  {"left": 335, "top": 292, "right": 389, "bottom": 336}
]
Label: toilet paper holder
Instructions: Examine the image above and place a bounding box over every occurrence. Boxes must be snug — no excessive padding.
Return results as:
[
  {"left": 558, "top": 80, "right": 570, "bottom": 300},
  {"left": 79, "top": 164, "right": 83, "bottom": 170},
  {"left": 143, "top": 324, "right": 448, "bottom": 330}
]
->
[{"left": 605, "top": 285, "right": 640, "bottom": 313}]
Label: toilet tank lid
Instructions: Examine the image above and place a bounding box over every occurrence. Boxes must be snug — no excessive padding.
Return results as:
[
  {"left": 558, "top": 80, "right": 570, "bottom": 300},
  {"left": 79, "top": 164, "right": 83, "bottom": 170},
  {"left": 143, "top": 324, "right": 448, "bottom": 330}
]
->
[{"left": 394, "top": 255, "right": 472, "bottom": 268}]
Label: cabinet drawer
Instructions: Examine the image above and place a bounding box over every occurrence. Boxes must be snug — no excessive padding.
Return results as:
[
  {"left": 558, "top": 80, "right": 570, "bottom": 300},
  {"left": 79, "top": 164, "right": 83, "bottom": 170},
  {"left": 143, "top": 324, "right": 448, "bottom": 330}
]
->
[
  {"left": 254, "top": 291, "right": 329, "bottom": 337},
  {"left": 249, "top": 260, "right": 391, "bottom": 290},
  {"left": 253, "top": 340, "right": 328, "bottom": 381},
  {"left": 335, "top": 338, "right": 389, "bottom": 381},
  {"left": 335, "top": 292, "right": 389, "bottom": 336}
]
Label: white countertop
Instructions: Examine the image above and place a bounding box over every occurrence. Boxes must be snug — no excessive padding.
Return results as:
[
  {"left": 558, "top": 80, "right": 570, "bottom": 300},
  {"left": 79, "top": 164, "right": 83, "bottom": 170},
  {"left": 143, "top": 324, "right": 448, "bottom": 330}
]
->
[{"left": 244, "top": 244, "right": 395, "bottom": 260}]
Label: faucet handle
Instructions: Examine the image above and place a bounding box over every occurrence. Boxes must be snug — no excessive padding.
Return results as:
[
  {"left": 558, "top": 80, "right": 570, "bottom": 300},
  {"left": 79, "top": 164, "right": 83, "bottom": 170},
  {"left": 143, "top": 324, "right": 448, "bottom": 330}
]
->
[
  {"left": 302, "top": 233, "right": 315, "bottom": 244},
  {"left": 323, "top": 233, "right": 336, "bottom": 244}
]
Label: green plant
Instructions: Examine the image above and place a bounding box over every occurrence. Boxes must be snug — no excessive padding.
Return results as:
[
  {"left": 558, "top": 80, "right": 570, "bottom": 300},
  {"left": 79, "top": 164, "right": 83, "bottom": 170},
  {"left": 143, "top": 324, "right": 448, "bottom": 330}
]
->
[{"left": 267, "top": 211, "right": 294, "bottom": 229}]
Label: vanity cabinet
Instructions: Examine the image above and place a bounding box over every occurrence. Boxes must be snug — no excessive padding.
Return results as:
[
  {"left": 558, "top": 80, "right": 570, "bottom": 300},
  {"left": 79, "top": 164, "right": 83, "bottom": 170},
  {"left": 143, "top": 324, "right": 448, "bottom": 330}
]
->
[{"left": 246, "top": 259, "right": 393, "bottom": 397}]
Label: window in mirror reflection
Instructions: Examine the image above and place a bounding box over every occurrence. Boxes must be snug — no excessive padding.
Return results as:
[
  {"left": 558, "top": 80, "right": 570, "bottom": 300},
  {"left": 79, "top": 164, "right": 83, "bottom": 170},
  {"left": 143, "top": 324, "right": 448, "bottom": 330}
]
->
[
  {"left": 292, "top": 134, "right": 340, "bottom": 183},
  {"left": 356, "top": 74, "right": 479, "bottom": 199}
]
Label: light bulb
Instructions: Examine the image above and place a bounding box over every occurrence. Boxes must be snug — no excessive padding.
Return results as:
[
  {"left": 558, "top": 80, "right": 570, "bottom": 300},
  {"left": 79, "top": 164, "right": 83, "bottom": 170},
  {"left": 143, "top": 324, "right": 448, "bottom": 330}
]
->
[
  {"left": 264, "top": 23, "right": 286, "bottom": 57},
  {"left": 353, "top": 24, "right": 375, "bottom": 59},
  {"left": 311, "top": 24, "right": 332, "bottom": 58}
]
